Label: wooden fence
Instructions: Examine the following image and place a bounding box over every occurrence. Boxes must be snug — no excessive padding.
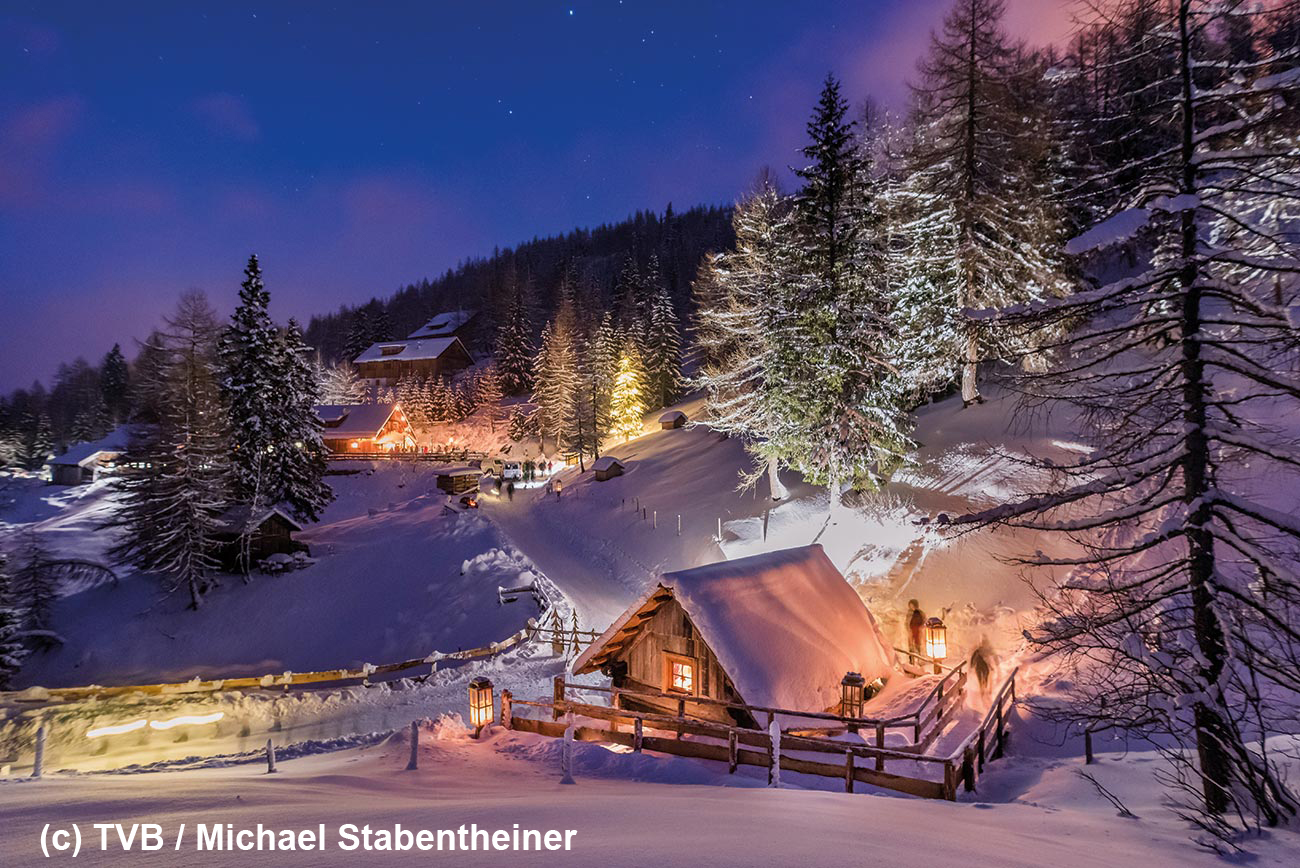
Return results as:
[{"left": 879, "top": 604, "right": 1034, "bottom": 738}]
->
[
  {"left": 328, "top": 451, "right": 488, "bottom": 463},
  {"left": 503, "top": 667, "right": 1016, "bottom": 801}
]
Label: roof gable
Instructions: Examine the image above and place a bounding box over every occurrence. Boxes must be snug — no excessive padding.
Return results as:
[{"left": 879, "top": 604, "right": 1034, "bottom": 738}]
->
[
  {"left": 312, "top": 403, "right": 402, "bottom": 438},
  {"left": 574, "top": 545, "right": 895, "bottom": 713},
  {"left": 352, "top": 336, "right": 470, "bottom": 365},
  {"left": 408, "top": 309, "right": 476, "bottom": 339}
]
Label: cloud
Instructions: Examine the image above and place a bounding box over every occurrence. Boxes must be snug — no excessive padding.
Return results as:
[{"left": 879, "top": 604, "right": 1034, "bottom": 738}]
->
[
  {"left": 191, "top": 92, "right": 261, "bottom": 142},
  {"left": 0, "top": 95, "right": 84, "bottom": 206}
]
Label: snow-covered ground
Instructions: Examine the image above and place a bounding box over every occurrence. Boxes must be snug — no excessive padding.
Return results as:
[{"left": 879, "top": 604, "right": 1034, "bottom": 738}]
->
[{"left": 3, "top": 718, "right": 1297, "bottom": 867}]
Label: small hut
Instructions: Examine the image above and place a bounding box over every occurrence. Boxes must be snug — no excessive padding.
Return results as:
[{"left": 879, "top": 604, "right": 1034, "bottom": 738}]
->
[
  {"left": 212, "top": 506, "right": 306, "bottom": 572},
  {"left": 592, "top": 455, "right": 625, "bottom": 481},
  {"left": 314, "top": 403, "right": 415, "bottom": 453},
  {"left": 572, "top": 545, "right": 894, "bottom": 726},
  {"left": 47, "top": 426, "right": 129, "bottom": 485},
  {"left": 436, "top": 466, "right": 481, "bottom": 494},
  {"left": 659, "top": 410, "right": 688, "bottom": 430}
]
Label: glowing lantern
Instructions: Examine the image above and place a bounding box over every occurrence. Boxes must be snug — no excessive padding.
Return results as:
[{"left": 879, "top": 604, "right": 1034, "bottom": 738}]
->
[
  {"left": 840, "top": 671, "right": 866, "bottom": 720},
  {"left": 924, "top": 617, "right": 947, "bottom": 674},
  {"left": 468, "top": 677, "right": 494, "bottom": 737}
]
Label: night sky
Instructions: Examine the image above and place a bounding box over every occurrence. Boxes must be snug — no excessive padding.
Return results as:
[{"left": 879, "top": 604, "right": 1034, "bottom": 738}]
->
[{"left": 0, "top": 1, "right": 1074, "bottom": 391}]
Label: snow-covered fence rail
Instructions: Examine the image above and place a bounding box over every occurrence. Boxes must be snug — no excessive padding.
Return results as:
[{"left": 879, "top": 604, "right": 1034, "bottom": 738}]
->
[
  {"left": 328, "top": 451, "right": 488, "bottom": 463},
  {"left": 942, "top": 666, "right": 1017, "bottom": 798}
]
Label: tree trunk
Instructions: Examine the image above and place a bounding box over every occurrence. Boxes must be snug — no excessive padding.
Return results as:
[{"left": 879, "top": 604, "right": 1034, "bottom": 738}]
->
[
  {"left": 767, "top": 455, "right": 787, "bottom": 502},
  {"left": 961, "top": 330, "right": 981, "bottom": 405},
  {"left": 1177, "top": 1, "right": 1230, "bottom": 817}
]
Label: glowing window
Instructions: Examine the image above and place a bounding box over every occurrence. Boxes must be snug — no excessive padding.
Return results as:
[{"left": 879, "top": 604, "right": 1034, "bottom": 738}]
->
[{"left": 668, "top": 657, "right": 694, "bottom": 694}]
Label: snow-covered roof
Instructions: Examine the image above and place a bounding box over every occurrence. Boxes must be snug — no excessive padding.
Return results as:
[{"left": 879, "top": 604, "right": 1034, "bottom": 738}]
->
[
  {"left": 574, "top": 545, "right": 895, "bottom": 713},
  {"left": 313, "top": 403, "right": 403, "bottom": 438},
  {"left": 407, "top": 309, "right": 476, "bottom": 339},
  {"left": 212, "top": 505, "right": 303, "bottom": 534},
  {"left": 591, "top": 455, "right": 624, "bottom": 472},
  {"left": 437, "top": 465, "right": 481, "bottom": 477},
  {"left": 659, "top": 410, "right": 687, "bottom": 423},
  {"left": 353, "top": 336, "right": 469, "bottom": 365},
  {"left": 49, "top": 426, "right": 130, "bottom": 467}
]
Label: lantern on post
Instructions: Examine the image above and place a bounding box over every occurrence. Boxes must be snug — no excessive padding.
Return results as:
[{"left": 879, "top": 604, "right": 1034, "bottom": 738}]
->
[
  {"left": 840, "top": 671, "right": 866, "bottom": 722},
  {"left": 924, "top": 617, "right": 947, "bottom": 675},
  {"left": 468, "top": 677, "right": 495, "bottom": 737}
]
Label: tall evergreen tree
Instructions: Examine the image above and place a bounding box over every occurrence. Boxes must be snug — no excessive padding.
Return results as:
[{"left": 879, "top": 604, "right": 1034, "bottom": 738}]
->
[
  {"left": 644, "top": 280, "right": 683, "bottom": 409},
  {"left": 497, "top": 275, "right": 536, "bottom": 394},
  {"left": 609, "top": 340, "right": 648, "bottom": 443},
  {"left": 274, "top": 320, "right": 333, "bottom": 522},
  {"left": 100, "top": 343, "right": 130, "bottom": 423},
  {"left": 112, "top": 292, "right": 231, "bottom": 609},
  {"left": 0, "top": 553, "right": 25, "bottom": 690},
  {"left": 532, "top": 302, "right": 581, "bottom": 449},
  {"left": 908, "top": 0, "right": 1070, "bottom": 404}
]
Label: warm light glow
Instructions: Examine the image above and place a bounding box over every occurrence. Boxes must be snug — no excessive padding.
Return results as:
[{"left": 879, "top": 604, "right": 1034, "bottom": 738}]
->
[
  {"left": 86, "top": 719, "right": 148, "bottom": 739},
  {"left": 670, "top": 659, "right": 694, "bottom": 693},
  {"left": 924, "top": 617, "right": 948, "bottom": 661},
  {"left": 840, "top": 671, "right": 866, "bottom": 718},
  {"left": 350, "top": 441, "right": 359, "bottom": 449},
  {"left": 468, "top": 677, "right": 494, "bottom": 732},
  {"left": 609, "top": 352, "right": 647, "bottom": 442},
  {"left": 149, "top": 712, "right": 225, "bottom": 730}
]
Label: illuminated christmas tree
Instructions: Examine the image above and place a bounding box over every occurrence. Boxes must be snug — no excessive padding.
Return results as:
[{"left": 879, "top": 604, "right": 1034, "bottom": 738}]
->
[{"left": 608, "top": 347, "right": 646, "bottom": 443}]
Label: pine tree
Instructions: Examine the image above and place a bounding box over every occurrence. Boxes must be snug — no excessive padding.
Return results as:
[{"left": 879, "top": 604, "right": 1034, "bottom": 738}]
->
[
  {"left": 11, "top": 530, "right": 58, "bottom": 643},
  {"left": 320, "top": 361, "right": 366, "bottom": 404},
  {"left": 908, "top": 0, "right": 1070, "bottom": 404},
  {"left": 644, "top": 280, "right": 683, "bottom": 409},
  {"left": 100, "top": 343, "right": 130, "bottom": 423},
  {"left": 608, "top": 341, "right": 647, "bottom": 442},
  {"left": 344, "top": 309, "right": 373, "bottom": 362},
  {"left": 18, "top": 413, "right": 52, "bottom": 471},
  {"left": 507, "top": 406, "right": 538, "bottom": 444},
  {"left": 770, "top": 76, "right": 913, "bottom": 514},
  {"left": 274, "top": 320, "right": 333, "bottom": 522},
  {"left": 476, "top": 363, "right": 505, "bottom": 431},
  {"left": 531, "top": 303, "right": 581, "bottom": 449},
  {"left": 111, "top": 292, "right": 231, "bottom": 609},
  {"left": 957, "top": 0, "right": 1300, "bottom": 833},
  {"left": 0, "top": 553, "right": 25, "bottom": 690},
  {"left": 497, "top": 277, "right": 536, "bottom": 394}
]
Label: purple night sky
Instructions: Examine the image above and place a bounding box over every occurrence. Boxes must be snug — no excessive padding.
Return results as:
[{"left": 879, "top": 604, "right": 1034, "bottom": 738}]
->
[{"left": 0, "top": 1, "right": 1074, "bottom": 391}]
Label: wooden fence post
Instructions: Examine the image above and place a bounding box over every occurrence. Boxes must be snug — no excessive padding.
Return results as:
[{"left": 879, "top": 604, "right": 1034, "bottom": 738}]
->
[
  {"left": 677, "top": 514, "right": 681, "bottom": 536},
  {"left": 501, "top": 690, "right": 513, "bottom": 729},
  {"left": 993, "top": 697, "right": 1005, "bottom": 760},
  {"left": 676, "top": 698, "right": 686, "bottom": 739},
  {"left": 266, "top": 739, "right": 277, "bottom": 774},
  {"left": 767, "top": 719, "right": 781, "bottom": 788},
  {"left": 962, "top": 746, "right": 976, "bottom": 792},
  {"left": 977, "top": 727, "right": 986, "bottom": 772},
  {"left": 406, "top": 720, "right": 420, "bottom": 770},
  {"left": 560, "top": 723, "right": 576, "bottom": 785},
  {"left": 1084, "top": 728, "right": 1094, "bottom": 765},
  {"left": 942, "top": 760, "right": 957, "bottom": 801},
  {"left": 31, "top": 723, "right": 46, "bottom": 779},
  {"left": 844, "top": 749, "right": 854, "bottom": 793},
  {"left": 875, "top": 724, "right": 886, "bottom": 772},
  {"left": 727, "top": 730, "right": 738, "bottom": 774},
  {"left": 634, "top": 718, "right": 643, "bottom": 753},
  {"left": 552, "top": 675, "right": 565, "bottom": 721},
  {"left": 717, "top": 517, "right": 722, "bottom": 541}
]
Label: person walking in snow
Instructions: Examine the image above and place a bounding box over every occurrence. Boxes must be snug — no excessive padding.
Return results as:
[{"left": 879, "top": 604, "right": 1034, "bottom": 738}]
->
[
  {"left": 970, "top": 635, "right": 997, "bottom": 696},
  {"left": 906, "top": 599, "right": 925, "bottom": 665},
  {"left": 506, "top": 481, "right": 515, "bottom": 501}
]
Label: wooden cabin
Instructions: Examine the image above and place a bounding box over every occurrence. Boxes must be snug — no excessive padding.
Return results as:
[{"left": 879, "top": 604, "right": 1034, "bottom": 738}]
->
[
  {"left": 572, "top": 545, "right": 895, "bottom": 727},
  {"left": 47, "top": 426, "right": 129, "bottom": 485},
  {"left": 659, "top": 410, "right": 687, "bottom": 430},
  {"left": 314, "top": 403, "right": 415, "bottom": 453},
  {"left": 212, "top": 506, "right": 306, "bottom": 572},
  {"left": 592, "top": 455, "right": 625, "bottom": 481},
  {"left": 352, "top": 336, "right": 473, "bottom": 385}
]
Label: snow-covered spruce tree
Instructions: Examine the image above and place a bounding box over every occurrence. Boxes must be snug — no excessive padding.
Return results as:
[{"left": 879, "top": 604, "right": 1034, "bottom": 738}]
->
[
  {"left": 531, "top": 301, "right": 581, "bottom": 450},
  {"left": 476, "top": 362, "right": 505, "bottom": 431},
  {"left": 693, "top": 179, "right": 793, "bottom": 499},
  {"left": 425, "top": 376, "right": 453, "bottom": 423},
  {"left": 497, "top": 274, "right": 536, "bottom": 395},
  {"left": 954, "top": 0, "right": 1300, "bottom": 835},
  {"left": 507, "top": 405, "right": 538, "bottom": 445},
  {"left": 273, "top": 320, "right": 333, "bottom": 522},
  {"left": 320, "top": 361, "right": 366, "bottom": 404},
  {"left": 0, "top": 553, "right": 25, "bottom": 690},
  {"left": 111, "top": 292, "right": 231, "bottom": 609},
  {"left": 770, "top": 76, "right": 912, "bottom": 514},
  {"left": 100, "top": 343, "right": 130, "bottom": 423},
  {"left": 908, "top": 0, "right": 1070, "bottom": 404},
  {"left": 645, "top": 280, "right": 684, "bottom": 410},
  {"left": 10, "top": 529, "right": 58, "bottom": 647},
  {"left": 343, "top": 308, "right": 373, "bottom": 362},
  {"left": 17, "top": 413, "right": 52, "bottom": 471}
]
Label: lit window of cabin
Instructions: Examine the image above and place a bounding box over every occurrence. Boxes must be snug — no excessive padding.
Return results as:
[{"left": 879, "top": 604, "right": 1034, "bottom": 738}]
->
[{"left": 665, "top": 654, "right": 695, "bottom": 694}]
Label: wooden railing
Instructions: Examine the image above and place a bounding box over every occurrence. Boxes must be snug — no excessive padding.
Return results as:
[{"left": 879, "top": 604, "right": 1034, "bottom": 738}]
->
[
  {"left": 328, "top": 451, "right": 488, "bottom": 463},
  {"left": 943, "top": 667, "right": 1018, "bottom": 798}
]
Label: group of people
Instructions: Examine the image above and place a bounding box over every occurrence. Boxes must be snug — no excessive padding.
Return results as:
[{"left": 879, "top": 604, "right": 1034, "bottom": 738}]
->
[{"left": 904, "top": 598, "right": 998, "bottom": 695}]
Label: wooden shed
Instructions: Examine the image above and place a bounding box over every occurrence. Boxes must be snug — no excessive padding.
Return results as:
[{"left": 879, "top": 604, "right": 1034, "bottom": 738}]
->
[
  {"left": 47, "top": 426, "right": 129, "bottom": 485},
  {"left": 592, "top": 455, "right": 625, "bottom": 481},
  {"left": 212, "top": 506, "right": 306, "bottom": 573},
  {"left": 572, "top": 545, "right": 895, "bottom": 727},
  {"left": 659, "top": 410, "right": 687, "bottom": 430},
  {"left": 436, "top": 466, "right": 482, "bottom": 494}
]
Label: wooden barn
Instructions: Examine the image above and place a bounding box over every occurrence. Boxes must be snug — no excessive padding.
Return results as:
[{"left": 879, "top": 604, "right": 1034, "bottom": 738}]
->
[
  {"left": 212, "top": 506, "right": 306, "bottom": 573},
  {"left": 659, "top": 410, "right": 687, "bottom": 430},
  {"left": 352, "top": 336, "right": 473, "bottom": 385},
  {"left": 436, "top": 466, "right": 481, "bottom": 494},
  {"left": 314, "top": 403, "right": 415, "bottom": 453},
  {"left": 572, "top": 545, "right": 895, "bottom": 727},
  {"left": 592, "top": 455, "right": 625, "bottom": 481},
  {"left": 47, "top": 426, "right": 129, "bottom": 485}
]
